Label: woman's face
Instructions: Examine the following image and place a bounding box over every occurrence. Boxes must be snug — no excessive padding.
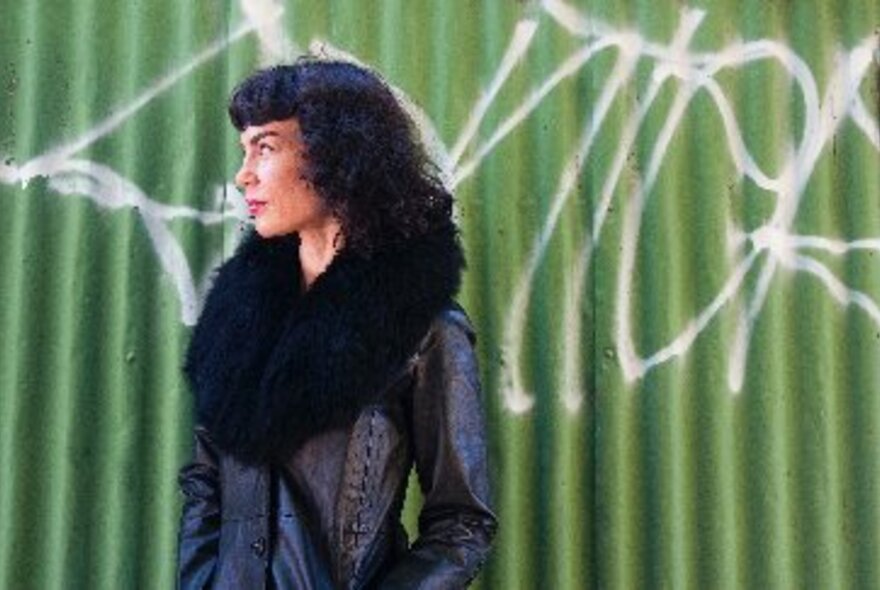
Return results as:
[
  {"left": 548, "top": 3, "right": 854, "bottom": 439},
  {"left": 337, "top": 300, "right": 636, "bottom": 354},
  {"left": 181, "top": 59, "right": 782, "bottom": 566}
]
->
[{"left": 235, "top": 118, "right": 334, "bottom": 239}]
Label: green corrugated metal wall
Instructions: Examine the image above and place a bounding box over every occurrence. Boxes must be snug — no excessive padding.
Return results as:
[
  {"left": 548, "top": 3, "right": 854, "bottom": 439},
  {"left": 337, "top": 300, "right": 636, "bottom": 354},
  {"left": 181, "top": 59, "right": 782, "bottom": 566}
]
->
[{"left": 1, "top": 1, "right": 878, "bottom": 588}]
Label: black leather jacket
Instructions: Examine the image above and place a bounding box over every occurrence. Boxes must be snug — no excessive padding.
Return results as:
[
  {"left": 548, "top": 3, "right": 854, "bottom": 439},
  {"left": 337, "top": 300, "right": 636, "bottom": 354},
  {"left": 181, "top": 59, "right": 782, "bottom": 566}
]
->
[{"left": 177, "top": 309, "right": 497, "bottom": 589}]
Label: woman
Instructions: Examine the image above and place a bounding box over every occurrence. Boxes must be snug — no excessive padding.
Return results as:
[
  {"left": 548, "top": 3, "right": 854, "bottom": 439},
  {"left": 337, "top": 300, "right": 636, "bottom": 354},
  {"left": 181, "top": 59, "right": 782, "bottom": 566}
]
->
[{"left": 177, "top": 60, "right": 497, "bottom": 589}]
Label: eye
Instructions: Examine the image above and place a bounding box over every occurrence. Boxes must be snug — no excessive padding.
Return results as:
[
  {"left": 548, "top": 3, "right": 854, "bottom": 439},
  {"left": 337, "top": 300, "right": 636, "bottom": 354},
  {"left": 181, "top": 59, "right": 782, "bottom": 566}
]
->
[{"left": 258, "top": 143, "right": 274, "bottom": 155}]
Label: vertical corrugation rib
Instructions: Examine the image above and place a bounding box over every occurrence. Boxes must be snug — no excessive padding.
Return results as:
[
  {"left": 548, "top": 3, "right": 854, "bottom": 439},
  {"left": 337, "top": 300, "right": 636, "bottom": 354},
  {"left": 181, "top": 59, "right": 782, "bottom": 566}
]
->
[
  {"left": 84, "top": 5, "right": 141, "bottom": 588},
  {"left": 687, "top": 91, "right": 741, "bottom": 590},
  {"left": 789, "top": 7, "right": 842, "bottom": 583},
  {"left": 378, "top": 0, "right": 401, "bottom": 78},
  {"left": 136, "top": 5, "right": 199, "bottom": 587},
  {"left": 41, "top": 167, "right": 82, "bottom": 590},
  {"left": 472, "top": 2, "right": 527, "bottom": 588},
  {"left": 840, "top": 5, "right": 880, "bottom": 584},
  {"left": 4, "top": 5, "right": 55, "bottom": 589},
  {"left": 42, "top": 0, "right": 97, "bottom": 585},
  {"left": 0, "top": 3, "right": 32, "bottom": 584},
  {"left": 0, "top": 0, "right": 19, "bottom": 579},
  {"left": 92, "top": 220, "right": 135, "bottom": 590},
  {"left": 531, "top": 11, "right": 565, "bottom": 587},
  {"left": 660, "top": 105, "right": 689, "bottom": 590},
  {"left": 549, "top": 74, "right": 592, "bottom": 588}
]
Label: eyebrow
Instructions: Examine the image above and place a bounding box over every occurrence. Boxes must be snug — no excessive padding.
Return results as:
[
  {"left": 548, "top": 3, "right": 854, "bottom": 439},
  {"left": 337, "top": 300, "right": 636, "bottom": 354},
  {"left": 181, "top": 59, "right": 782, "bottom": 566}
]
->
[{"left": 240, "top": 130, "right": 281, "bottom": 150}]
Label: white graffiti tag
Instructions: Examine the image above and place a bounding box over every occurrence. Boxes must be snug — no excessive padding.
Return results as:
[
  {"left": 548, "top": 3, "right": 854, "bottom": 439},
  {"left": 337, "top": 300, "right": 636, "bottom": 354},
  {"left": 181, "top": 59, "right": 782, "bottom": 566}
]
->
[{"left": 496, "top": 1, "right": 879, "bottom": 411}]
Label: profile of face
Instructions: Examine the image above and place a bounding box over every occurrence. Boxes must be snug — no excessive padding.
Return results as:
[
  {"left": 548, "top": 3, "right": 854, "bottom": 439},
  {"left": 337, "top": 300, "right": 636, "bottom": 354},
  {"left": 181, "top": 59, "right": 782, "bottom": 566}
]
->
[{"left": 235, "top": 118, "right": 334, "bottom": 239}]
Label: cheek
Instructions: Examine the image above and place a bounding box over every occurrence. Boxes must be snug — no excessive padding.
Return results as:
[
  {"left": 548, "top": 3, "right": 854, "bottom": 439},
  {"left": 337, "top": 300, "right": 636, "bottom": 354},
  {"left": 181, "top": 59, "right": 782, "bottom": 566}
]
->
[{"left": 270, "top": 161, "right": 303, "bottom": 186}]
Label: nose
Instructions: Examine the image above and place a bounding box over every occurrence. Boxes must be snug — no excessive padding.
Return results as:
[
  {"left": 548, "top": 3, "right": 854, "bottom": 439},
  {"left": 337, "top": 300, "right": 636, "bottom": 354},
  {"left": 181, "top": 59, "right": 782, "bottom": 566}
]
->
[{"left": 235, "top": 159, "right": 257, "bottom": 190}]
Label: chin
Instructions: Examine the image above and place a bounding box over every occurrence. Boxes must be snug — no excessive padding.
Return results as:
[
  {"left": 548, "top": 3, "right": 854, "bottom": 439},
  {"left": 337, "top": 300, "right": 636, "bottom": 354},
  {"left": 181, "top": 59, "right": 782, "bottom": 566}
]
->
[
  {"left": 253, "top": 226, "right": 269, "bottom": 238},
  {"left": 253, "top": 223, "right": 279, "bottom": 239},
  {"left": 251, "top": 216, "right": 272, "bottom": 236},
  {"left": 254, "top": 220, "right": 296, "bottom": 239}
]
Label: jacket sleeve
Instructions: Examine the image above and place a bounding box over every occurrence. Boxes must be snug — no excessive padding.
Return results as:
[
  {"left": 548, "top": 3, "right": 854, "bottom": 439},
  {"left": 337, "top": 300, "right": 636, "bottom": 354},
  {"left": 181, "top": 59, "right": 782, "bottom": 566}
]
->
[
  {"left": 380, "top": 310, "right": 498, "bottom": 589},
  {"left": 177, "top": 425, "right": 222, "bottom": 590}
]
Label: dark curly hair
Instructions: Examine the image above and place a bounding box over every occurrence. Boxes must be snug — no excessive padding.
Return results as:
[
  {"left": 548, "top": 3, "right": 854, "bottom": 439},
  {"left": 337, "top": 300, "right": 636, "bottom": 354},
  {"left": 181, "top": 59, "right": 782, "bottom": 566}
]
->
[{"left": 228, "top": 59, "right": 454, "bottom": 255}]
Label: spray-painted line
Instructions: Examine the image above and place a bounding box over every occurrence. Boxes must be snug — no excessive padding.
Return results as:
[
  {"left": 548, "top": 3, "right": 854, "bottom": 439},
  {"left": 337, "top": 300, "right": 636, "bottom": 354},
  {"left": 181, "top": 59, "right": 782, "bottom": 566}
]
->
[
  {"left": 791, "top": 253, "right": 880, "bottom": 325},
  {"left": 540, "top": 0, "right": 617, "bottom": 39},
  {"left": 723, "top": 39, "right": 875, "bottom": 392},
  {"left": 501, "top": 8, "right": 706, "bottom": 411},
  {"left": 241, "top": 0, "right": 298, "bottom": 64},
  {"left": 850, "top": 94, "right": 879, "bottom": 149},
  {"left": 499, "top": 12, "right": 696, "bottom": 411},
  {"left": 499, "top": 3, "right": 878, "bottom": 405},
  {"left": 449, "top": 19, "right": 538, "bottom": 167},
  {"left": 48, "top": 160, "right": 230, "bottom": 223},
  {"left": 12, "top": 16, "right": 270, "bottom": 186},
  {"left": 46, "top": 159, "right": 221, "bottom": 325},
  {"left": 500, "top": 47, "right": 642, "bottom": 413},
  {"left": 0, "top": 14, "right": 267, "bottom": 324},
  {"left": 451, "top": 35, "right": 623, "bottom": 189},
  {"left": 616, "top": 82, "right": 702, "bottom": 380},
  {"left": 777, "top": 234, "right": 880, "bottom": 254}
]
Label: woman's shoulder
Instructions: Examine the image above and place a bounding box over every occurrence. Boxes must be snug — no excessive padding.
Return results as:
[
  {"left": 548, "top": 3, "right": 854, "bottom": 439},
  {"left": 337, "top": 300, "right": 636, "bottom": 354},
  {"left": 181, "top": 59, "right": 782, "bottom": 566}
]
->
[
  {"left": 436, "top": 302, "right": 473, "bottom": 329},
  {"left": 418, "top": 303, "right": 477, "bottom": 356}
]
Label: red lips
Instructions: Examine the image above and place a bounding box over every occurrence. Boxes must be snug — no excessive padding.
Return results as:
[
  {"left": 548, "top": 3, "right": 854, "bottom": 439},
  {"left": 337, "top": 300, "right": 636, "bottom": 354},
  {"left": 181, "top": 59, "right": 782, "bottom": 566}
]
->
[{"left": 246, "top": 199, "right": 267, "bottom": 216}]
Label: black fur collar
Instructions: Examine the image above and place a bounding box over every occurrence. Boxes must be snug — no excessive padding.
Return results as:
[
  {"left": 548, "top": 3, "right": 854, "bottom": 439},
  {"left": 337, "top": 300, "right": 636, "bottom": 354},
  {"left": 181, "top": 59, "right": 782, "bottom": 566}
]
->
[{"left": 184, "top": 225, "right": 464, "bottom": 464}]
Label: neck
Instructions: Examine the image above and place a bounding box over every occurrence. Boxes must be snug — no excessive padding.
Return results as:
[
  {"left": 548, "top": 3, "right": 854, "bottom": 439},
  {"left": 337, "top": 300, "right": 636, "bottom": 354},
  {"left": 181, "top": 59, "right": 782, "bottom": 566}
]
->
[{"left": 298, "top": 220, "right": 344, "bottom": 290}]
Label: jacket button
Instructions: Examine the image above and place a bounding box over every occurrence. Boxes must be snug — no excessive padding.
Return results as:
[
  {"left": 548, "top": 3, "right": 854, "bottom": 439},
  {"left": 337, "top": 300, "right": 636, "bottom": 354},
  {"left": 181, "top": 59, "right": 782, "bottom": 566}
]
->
[{"left": 251, "top": 537, "right": 266, "bottom": 557}]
